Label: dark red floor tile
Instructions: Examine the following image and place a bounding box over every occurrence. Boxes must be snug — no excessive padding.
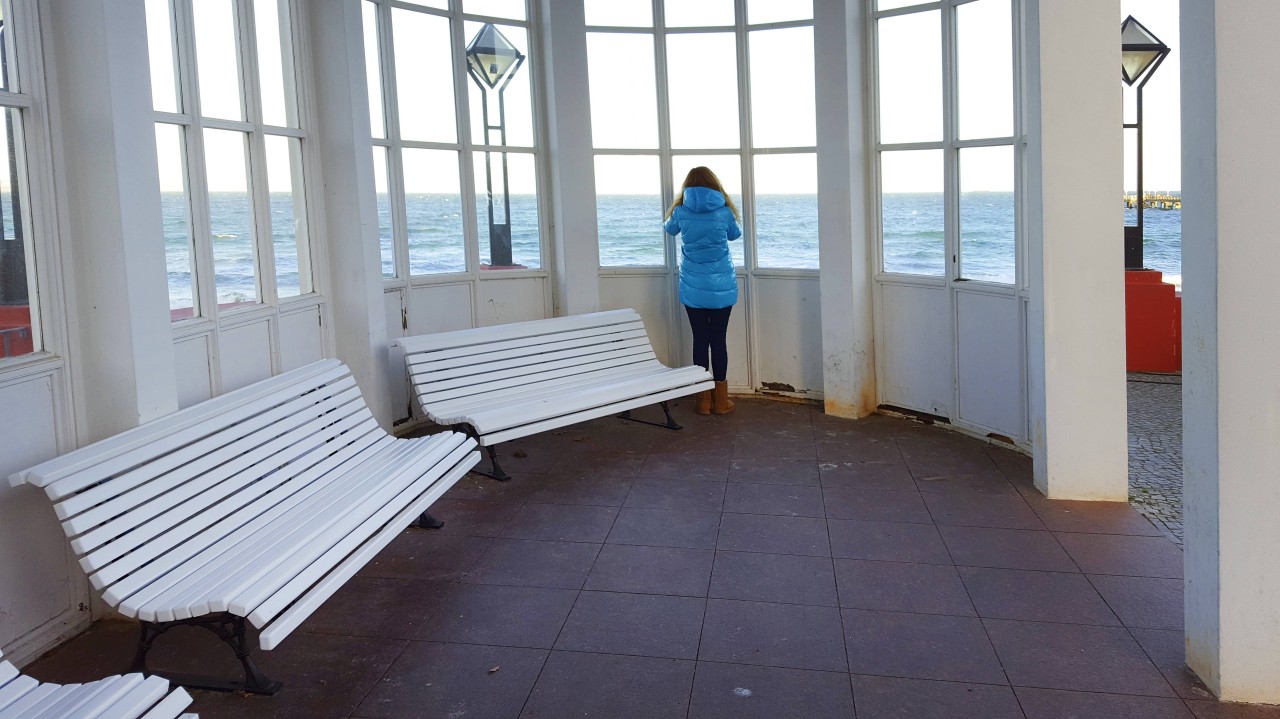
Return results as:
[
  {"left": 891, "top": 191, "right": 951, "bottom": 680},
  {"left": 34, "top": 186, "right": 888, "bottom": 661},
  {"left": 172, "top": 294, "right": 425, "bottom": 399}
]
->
[
  {"left": 723, "top": 483, "right": 825, "bottom": 517},
  {"left": 360, "top": 531, "right": 493, "bottom": 581},
  {"left": 607, "top": 508, "right": 721, "bottom": 549},
  {"left": 554, "top": 591, "right": 705, "bottom": 659},
  {"left": 1089, "top": 574, "right": 1183, "bottom": 629},
  {"left": 822, "top": 487, "right": 932, "bottom": 524},
  {"left": 959, "top": 567, "right": 1120, "bottom": 626},
  {"left": 940, "top": 526, "right": 1078, "bottom": 572},
  {"left": 525, "top": 474, "right": 634, "bottom": 507},
  {"left": 922, "top": 492, "right": 1045, "bottom": 530},
  {"left": 499, "top": 503, "right": 620, "bottom": 543},
  {"left": 834, "top": 559, "right": 974, "bottom": 616},
  {"left": 688, "top": 662, "right": 854, "bottom": 719},
  {"left": 727, "top": 457, "right": 821, "bottom": 485},
  {"left": 584, "top": 543, "right": 714, "bottom": 596},
  {"left": 1016, "top": 687, "right": 1194, "bottom": 718},
  {"left": 425, "top": 498, "right": 519, "bottom": 536},
  {"left": 415, "top": 583, "right": 578, "bottom": 648},
  {"left": 1186, "top": 700, "right": 1280, "bottom": 718},
  {"left": 1054, "top": 533, "right": 1183, "bottom": 579},
  {"left": 851, "top": 675, "right": 1024, "bottom": 719},
  {"left": 700, "top": 599, "right": 847, "bottom": 672},
  {"left": 463, "top": 538, "right": 600, "bottom": 589},
  {"left": 709, "top": 551, "right": 838, "bottom": 606},
  {"left": 520, "top": 651, "right": 695, "bottom": 719},
  {"left": 301, "top": 576, "right": 446, "bottom": 640},
  {"left": 818, "top": 460, "right": 917, "bottom": 491},
  {"left": 842, "top": 609, "right": 1007, "bottom": 685},
  {"left": 828, "top": 519, "right": 952, "bottom": 565},
  {"left": 354, "top": 641, "right": 546, "bottom": 719},
  {"left": 984, "top": 618, "right": 1174, "bottom": 696},
  {"left": 1029, "top": 499, "right": 1165, "bottom": 536},
  {"left": 716, "top": 513, "right": 830, "bottom": 557},
  {"left": 626, "top": 478, "right": 727, "bottom": 512},
  {"left": 1129, "top": 628, "right": 1214, "bottom": 700}
]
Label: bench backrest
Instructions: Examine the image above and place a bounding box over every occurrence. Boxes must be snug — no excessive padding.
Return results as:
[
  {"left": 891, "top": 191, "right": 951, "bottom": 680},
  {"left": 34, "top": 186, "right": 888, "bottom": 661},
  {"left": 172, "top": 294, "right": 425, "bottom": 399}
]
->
[
  {"left": 395, "top": 309, "right": 662, "bottom": 411},
  {"left": 9, "top": 359, "right": 386, "bottom": 603}
]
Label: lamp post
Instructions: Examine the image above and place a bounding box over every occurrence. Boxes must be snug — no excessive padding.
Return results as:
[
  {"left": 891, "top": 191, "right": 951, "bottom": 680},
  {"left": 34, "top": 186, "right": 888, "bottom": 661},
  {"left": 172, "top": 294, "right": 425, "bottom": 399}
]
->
[
  {"left": 464, "top": 23, "right": 525, "bottom": 268},
  {"left": 1121, "top": 15, "right": 1170, "bottom": 270}
]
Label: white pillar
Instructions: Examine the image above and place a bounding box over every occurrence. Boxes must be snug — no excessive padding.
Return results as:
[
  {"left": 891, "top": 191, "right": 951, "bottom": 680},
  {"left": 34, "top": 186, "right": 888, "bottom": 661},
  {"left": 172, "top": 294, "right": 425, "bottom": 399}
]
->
[
  {"left": 1182, "top": 0, "right": 1280, "bottom": 703},
  {"left": 539, "top": 0, "right": 600, "bottom": 316},
  {"left": 47, "top": 0, "right": 179, "bottom": 442},
  {"left": 815, "top": 0, "right": 875, "bottom": 419},
  {"left": 303, "top": 0, "right": 395, "bottom": 427},
  {"left": 1023, "top": 0, "right": 1128, "bottom": 500}
]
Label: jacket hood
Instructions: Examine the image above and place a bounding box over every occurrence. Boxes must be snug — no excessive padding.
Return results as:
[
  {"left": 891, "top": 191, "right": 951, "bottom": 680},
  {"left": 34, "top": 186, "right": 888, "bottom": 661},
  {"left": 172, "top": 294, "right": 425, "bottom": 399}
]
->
[{"left": 682, "top": 186, "right": 727, "bottom": 213}]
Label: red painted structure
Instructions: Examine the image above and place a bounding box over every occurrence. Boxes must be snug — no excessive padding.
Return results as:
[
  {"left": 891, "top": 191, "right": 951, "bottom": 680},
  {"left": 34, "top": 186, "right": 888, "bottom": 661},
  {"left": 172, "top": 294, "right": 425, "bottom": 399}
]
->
[
  {"left": 1124, "top": 269, "right": 1181, "bottom": 372},
  {"left": 0, "top": 304, "right": 34, "bottom": 358}
]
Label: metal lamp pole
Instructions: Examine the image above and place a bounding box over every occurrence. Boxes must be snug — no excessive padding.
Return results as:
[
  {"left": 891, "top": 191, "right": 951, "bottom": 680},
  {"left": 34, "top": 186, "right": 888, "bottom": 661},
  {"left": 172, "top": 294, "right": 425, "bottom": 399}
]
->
[
  {"left": 1121, "top": 15, "right": 1171, "bottom": 271},
  {"left": 464, "top": 24, "right": 525, "bottom": 268}
]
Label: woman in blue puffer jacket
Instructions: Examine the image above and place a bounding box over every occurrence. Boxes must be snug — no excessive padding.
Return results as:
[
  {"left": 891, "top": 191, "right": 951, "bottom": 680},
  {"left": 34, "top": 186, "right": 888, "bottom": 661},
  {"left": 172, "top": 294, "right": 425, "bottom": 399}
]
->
[{"left": 663, "top": 166, "right": 741, "bottom": 416}]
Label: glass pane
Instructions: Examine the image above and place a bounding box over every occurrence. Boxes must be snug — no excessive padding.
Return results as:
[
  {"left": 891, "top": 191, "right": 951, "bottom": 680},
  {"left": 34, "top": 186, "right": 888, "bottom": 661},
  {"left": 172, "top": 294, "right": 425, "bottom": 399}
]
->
[
  {"left": 400, "top": 0, "right": 447, "bottom": 9},
  {"left": 403, "top": 148, "right": 465, "bottom": 274},
  {"left": 877, "top": 10, "right": 941, "bottom": 144},
  {"left": 253, "top": 0, "right": 297, "bottom": 127},
  {"left": 203, "top": 129, "right": 258, "bottom": 306},
  {"left": 585, "top": 0, "right": 651, "bottom": 27},
  {"left": 748, "top": 0, "right": 813, "bottom": 24},
  {"left": 156, "top": 123, "right": 196, "bottom": 319},
  {"left": 755, "top": 154, "right": 818, "bottom": 269},
  {"left": 957, "top": 0, "right": 1013, "bottom": 140},
  {"left": 878, "top": 0, "right": 926, "bottom": 10},
  {"left": 0, "top": 2, "right": 13, "bottom": 92},
  {"left": 464, "top": 0, "right": 525, "bottom": 21},
  {"left": 667, "top": 33, "right": 739, "bottom": 149},
  {"left": 881, "top": 149, "right": 943, "bottom": 275},
  {"left": 0, "top": 108, "right": 35, "bottom": 357},
  {"left": 666, "top": 0, "right": 734, "bottom": 27},
  {"left": 750, "top": 27, "right": 815, "bottom": 148},
  {"left": 393, "top": 8, "right": 456, "bottom": 143},
  {"left": 464, "top": 22, "right": 533, "bottom": 148},
  {"left": 146, "top": 0, "right": 179, "bottom": 112},
  {"left": 265, "top": 135, "right": 309, "bottom": 297},
  {"left": 373, "top": 146, "right": 394, "bottom": 277},
  {"left": 193, "top": 0, "right": 244, "bottom": 121},
  {"left": 474, "top": 150, "right": 539, "bottom": 269},
  {"left": 363, "top": 1, "right": 385, "bottom": 139},
  {"left": 587, "top": 33, "right": 657, "bottom": 149},
  {"left": 672, "top": 155, "right": 744, "bottom": 267},
  {"left": 959, "top": 145, "right": 1015, "bottom": 283},
  {"left": 596, "top": 155, "right": 663, "bottom": 267}
]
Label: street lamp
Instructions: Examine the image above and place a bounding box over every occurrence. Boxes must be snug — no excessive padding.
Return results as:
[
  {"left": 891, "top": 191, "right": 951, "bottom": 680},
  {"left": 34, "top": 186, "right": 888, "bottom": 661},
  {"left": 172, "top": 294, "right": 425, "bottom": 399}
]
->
[
  {"left": 465, "top": 23, "right": 525, "bottom": 268},
  {"left": 1121, "top": 15, "right": 1171, "bottom": 270}
]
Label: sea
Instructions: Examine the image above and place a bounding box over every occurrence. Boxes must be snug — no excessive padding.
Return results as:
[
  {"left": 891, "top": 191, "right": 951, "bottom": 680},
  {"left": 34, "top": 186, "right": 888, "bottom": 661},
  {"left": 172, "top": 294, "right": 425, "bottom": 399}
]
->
[{"left": 163, "top": 192, "right": 1183, "bottom": 309}]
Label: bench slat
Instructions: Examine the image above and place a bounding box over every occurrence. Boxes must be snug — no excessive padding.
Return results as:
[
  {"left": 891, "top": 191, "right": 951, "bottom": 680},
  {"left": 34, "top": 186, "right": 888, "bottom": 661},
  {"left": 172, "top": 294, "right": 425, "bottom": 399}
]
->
[
  {"left": 135, "top": 688, "right": 193, "bottom": 719},
  {"left": 419, "top": 354, "right": 660, "bottom": 406},
  {"left": 413, "top": 344, "right": 656, "bottom": 398},
  {"left": 88, "top": 676, "right": 170, "bottom": 719},
  {"left": 404, "top": 324, "right": 649, "bottom": 371},
  {"left": 0, "top": 684, "right": 61, "bottom": 719},
  {"left": 26, "top": 674, "right": 139, "bottom": 719},
  {"left": 395, "top": 309, "right": 640, "bottom": 354},
  {"left": 0, "top": 663, "right": 17, "bottom": 688},
  {"left": 411, "top": 334, "right": 653, "bottom": 383},
  {"left": 0, "top": 676, "right": 37, "bottom": 713}
]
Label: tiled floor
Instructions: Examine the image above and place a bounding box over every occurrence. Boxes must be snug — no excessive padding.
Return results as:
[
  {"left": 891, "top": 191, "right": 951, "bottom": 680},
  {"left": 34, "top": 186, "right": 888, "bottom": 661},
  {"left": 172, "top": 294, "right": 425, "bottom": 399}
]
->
[{"left": 23, "top": 399, "right": 1280, "bottom": 718}]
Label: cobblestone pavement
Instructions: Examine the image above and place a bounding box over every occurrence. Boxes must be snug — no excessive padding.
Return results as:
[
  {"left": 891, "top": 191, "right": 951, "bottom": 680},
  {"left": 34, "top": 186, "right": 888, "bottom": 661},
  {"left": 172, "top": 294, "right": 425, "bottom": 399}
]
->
[{"left": 1128, "top": 372, "right": 1184, "bottom": 545}]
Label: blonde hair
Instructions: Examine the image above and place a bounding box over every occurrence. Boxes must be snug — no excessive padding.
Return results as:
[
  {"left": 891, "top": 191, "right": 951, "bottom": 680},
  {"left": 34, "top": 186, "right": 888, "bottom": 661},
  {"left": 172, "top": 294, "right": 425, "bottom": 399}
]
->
[{"left": 665, "top": 166, "right": 741, "bottom": 221}]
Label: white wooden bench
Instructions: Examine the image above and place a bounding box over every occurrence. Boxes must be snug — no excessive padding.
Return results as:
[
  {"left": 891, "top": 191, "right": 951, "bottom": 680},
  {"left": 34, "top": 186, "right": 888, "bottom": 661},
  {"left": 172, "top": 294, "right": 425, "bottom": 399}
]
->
[
  {"left": 0, "top": 649, "right": 195, "bottom": 719},
  {"left": 395, "top": 309, "right": 713, "bottom": 480},
  {"left": 9, "top": 360, "right": 479, "bottom": 695}
]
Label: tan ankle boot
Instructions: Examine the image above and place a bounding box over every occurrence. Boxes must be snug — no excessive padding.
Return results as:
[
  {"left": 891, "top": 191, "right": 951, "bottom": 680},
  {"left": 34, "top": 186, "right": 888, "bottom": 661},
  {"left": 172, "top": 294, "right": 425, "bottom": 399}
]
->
[
  {"left": 712, "top": 381, "right": 735, "bottom": 415},
  {"left": 695, "top": 389, "right": 713, "bottom": 415}
]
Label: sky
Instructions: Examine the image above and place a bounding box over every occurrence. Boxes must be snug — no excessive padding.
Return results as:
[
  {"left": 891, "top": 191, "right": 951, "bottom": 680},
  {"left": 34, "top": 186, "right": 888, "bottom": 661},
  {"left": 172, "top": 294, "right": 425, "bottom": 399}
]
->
[{"left": 1122, "top": 0, "right": 1180, "bottom": 192}]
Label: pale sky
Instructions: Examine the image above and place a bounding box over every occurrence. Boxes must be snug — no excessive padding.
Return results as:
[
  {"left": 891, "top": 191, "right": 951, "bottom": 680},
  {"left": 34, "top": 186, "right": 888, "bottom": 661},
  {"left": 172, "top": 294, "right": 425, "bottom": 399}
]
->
[{"left": 1122, "top": 0, "right": 1180, "bottom": 192}]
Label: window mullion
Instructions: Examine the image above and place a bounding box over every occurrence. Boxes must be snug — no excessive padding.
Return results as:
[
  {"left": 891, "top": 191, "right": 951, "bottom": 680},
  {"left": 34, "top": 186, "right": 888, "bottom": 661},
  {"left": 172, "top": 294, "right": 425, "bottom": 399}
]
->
[
  {"left": 653, "top": 2, "right": 675, "bottom": 271},
  {"left": 236, "top": 0, "right": 277, "bottom": 308},
  {"left": 376, "top": 0, "right": 409, "bottom": 283},
  {"left": 734, "top": 0, "right": 753, "bottom": 271},
  {"left": 943, "top": 0, "right": 960, "bottom": 281},
  {"left": 175, "top": 0, "right": 218, "bottom": 324},
  {"left": 450, "top": 1, "right": 480, "bottom": 275}
]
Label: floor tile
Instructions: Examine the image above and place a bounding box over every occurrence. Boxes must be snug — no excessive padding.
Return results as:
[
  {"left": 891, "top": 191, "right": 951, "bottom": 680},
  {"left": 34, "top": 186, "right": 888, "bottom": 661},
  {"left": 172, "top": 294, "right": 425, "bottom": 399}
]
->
[
  {"left": 642, "top": 452, "right": 732, "bottom": 482},
  {"left": 940, "top": 526, "right": 1078, "bottom": 572},
  {"left": 500, "top": 503, "right": 620, "bottom": 543},
  {"left": 1129, "top": 628, "right": 1213, "bottom": 700},
  {"left": 842, "top": 608, "right": 1007, "bottom": 685},
  {"left": 818, "top": 460, "right": 917, "bottom": 491},
  {"left": 722, "top": 483, "right": 825, "bottom": 517},
  {"left": 526, "top": 475, "right": 634, "bottom": 507},
  {"left": 1089, "top": 574, "right": 1183, "bottom": 629},
  {"left": 549, "top": 450, "right": 646, "bottom": 479},
  {"left": 584, "top": 543, "right": 714, "bottom": 596},
  {"left": 709, "top": 551, "right": 838, "bottom": 606},
  {"left": 828, "top": 519, "right": 952, "bottom": 564},
  {"left": 607, "top": 508, "right": 721, "bottom": 549},
  {"left": 912, "top": 470, "right": 1021, "bottom": 496},
  {"left": 520, "top": 651, "right": 695, "bottom": 719},
  {"left": 922, "top": 492, "right": 1045, "bottom": 530},
  {"left": 700, "top": 599, "right": 848, "bottom": 672},
  {"left": 625, "top": 479, "right": 727, "bottom": 512},
  {"left": 1055, "top": 533, "right": 1183, "bottom": 578},
  {"left": 425, "top": 498, "right": 520, "bottom": 536},
  {"left": 984, "top": 618, "right": 1174, "bottom": 696},
  {"left": 1186, "top": 701, "right": 1280, "bottom": 718},
  {"left": 1030, "top": 499, "right": 1165, "bottom": 536},
  {"left": 822, "top": 487, "right": 932, "bottom": 524},
  {"left": 416, "top": 583, "right": 578, "bottom": 648},
  {"left": 464, "top": 538, "right": 600, "bottom": 589},
  {"left": 688, "top": 662, "right": 854, "bottom": 719},
  {"left": 1016, "top": 687, "right": 1194, "bottom": 718},
  {"left": 959, "top": 567, "right": 1120, "bottom": 626},
  {"left": 851, "top": 675, "right": 1024, "bottom": 719},
  {"left": 727, "top": 457, "right": 821, "bottom": 485},
  {"left": 716, "top": 513, "right": 831, "bottom": 556},
  {"left": 834, "top": 559, "right": 974, "bottom": 616},
  {"left": 445, "top": 472, "right": 538, "bottom": 503},
  {"left": 814, "top": 435, "right": 904, "bottom": 464},
  {"left": 554, "top": 591, "right": 705, "bottom": 659},
  {"left": 354, "top": 642, "right": 546, "bottom": 719},
  {"left": 360, "top": 531, "right": 492, "bottom": 581},
  {"left": 301, "top": 576, "right": 445, "bottom": 640}
]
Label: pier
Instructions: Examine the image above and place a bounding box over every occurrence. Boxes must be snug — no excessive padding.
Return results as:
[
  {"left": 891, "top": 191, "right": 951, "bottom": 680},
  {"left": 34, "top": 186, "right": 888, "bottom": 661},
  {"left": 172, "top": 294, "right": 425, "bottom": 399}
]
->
[{"left": 1124, "top": 192, "right": 1182, "bottom": 210}]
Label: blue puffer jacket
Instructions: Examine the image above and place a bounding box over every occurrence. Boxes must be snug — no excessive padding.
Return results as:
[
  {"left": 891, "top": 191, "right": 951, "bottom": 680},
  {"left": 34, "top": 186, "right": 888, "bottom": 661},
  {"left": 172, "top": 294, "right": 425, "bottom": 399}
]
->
[{"left": 663, "top": 186, "right": 741, "bottom": 309}]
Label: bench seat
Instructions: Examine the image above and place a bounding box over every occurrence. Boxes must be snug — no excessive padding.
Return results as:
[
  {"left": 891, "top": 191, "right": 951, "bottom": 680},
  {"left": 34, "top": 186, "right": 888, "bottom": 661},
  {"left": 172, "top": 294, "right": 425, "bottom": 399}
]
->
[{"left": 0, "top": 651, "right": 194, "bottom": 719}]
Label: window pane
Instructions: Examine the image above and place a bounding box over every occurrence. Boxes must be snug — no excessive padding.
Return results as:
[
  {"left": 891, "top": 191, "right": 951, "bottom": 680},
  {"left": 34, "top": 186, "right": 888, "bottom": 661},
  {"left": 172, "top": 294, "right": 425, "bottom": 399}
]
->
[
  {"left": 474, "top": 151, "right": 539, "bottom": 269},
  {"left": 587, "top": 33, "right": 657, "bottom": 149},
  {"left": 253, "top": 0, "right": 297, "bottom": 127},
  {"left": 748, "top": 0, "right": 812, "bottom": 24},
  {"left": 667, "top": 33, "right": 739, "bottom": 149},
  {"left": 878, "top": 0, "right": 926, "bottom": 10},
  {"left": 464, "top": 0, "right": 525, "bottom": 21},
  {"left": 156, "top": 123, "right": 196, "bottom": 319},
  {"left": 400, "top": 0, "right": 447, "bottom": 9},
  {"left": 193, "top": 0, "right": 244, "bottom": 121},
  {"left": 755, "top": 154, "right": 818, "bottom": 269},
  {"left": 0, "top": 3, "right": 13, "bottom": 92},
  {"left": 881, "top": 149, "right": 944, "bottom": 275},
  {"left": 363, "top": 1, "right": 385, "bottom": 139},
  {"left": 203, "top": 129, "right": 258, "bottom": 306},
  {"left": 0, "top": 108, "right": 35, "bottom": 357},
  {"left": 596, "top": 155, "right": 663, "bottom": 267},
  {"left": 957, "top": 0, "right": 1013, "bottom": 140},
  {"left": 464, "top": 22, "right": 533, "bottom": 148},
  {"left": 666, "top": 0, "right": 734, "bottom": 27},
  {"left": 585, "top": 0, "right": 651, "bottom": 27},
  {"left": 750, "top": 27, "right": 815, "bottom": 148},
  {"left": 265, "top": 135, "right": 309, "bottom": 297},
  {"left": 877, "top": 10, "right": 941, "bottom": 144},
  {"left": 393, "top": 9, "right": 456, "bottom": 143},
  {"left": 959, "top": 145, "right": 1015, "bottom": 283},
  {"left": 373, "top": 146, "right": 394, "bottom": 277},
  {"left": 672, "top": 155, "right": 744, "bottom": 267},
  {"left": 404, "top": 148, "right": 465, "bottom": 274},
  {"left": 146, "top": 0, "right": 179, "bottom": 112}
]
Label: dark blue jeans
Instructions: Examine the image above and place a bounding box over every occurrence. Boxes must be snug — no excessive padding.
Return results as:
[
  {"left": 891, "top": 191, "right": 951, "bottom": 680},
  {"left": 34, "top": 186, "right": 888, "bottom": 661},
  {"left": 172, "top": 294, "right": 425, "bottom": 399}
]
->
[{"left": 685, "top": 305, "right": 732, "bottom": 381}]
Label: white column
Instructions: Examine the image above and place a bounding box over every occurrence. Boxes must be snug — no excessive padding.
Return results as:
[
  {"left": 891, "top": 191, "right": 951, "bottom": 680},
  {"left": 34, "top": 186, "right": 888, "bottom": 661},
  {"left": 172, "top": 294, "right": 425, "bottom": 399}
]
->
[
  {"left": 303, "top": 0, "right": 395, "bottom": 427},
  {"left": 815, "top": 0, "right": 875, "bottom": 419},
  {"left": 1023, "top": 0, "right": 1128, "bottom": 500},
  {"left": 539, "top": 0, "right": 600, "bottom": 316},
  {"left": 47, "top": 0, "right": 179, "bottom": 442},
  {"left": 1182, "top": 0, "right": 1280, "bottom": 703}
]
